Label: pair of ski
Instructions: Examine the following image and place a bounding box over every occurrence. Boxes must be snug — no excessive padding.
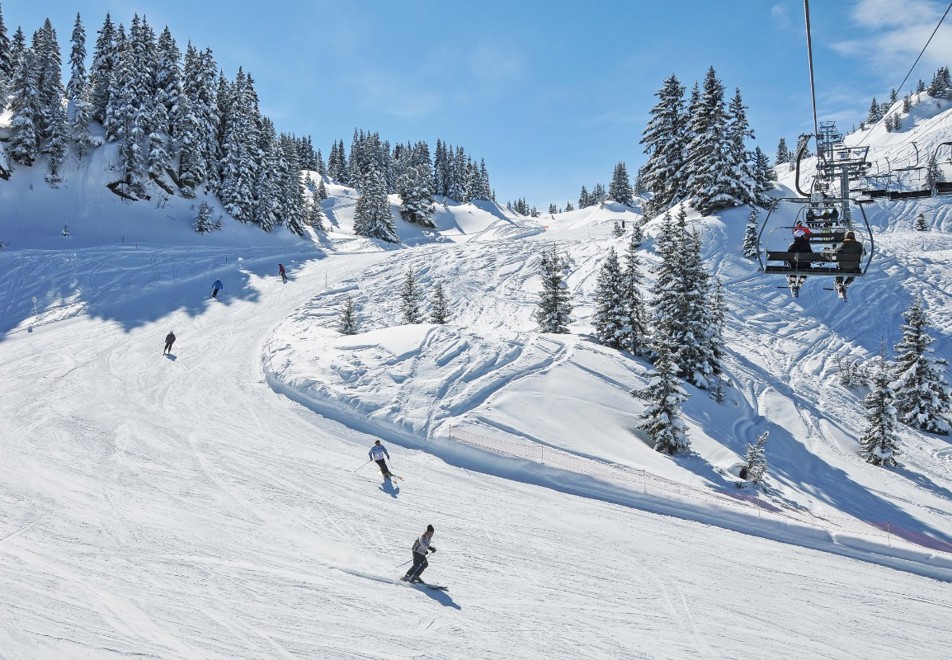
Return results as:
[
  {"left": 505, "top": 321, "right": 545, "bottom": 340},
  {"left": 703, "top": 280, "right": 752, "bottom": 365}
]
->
[{"left": 401, "top": 577, "right": 447, "bottom": 591}]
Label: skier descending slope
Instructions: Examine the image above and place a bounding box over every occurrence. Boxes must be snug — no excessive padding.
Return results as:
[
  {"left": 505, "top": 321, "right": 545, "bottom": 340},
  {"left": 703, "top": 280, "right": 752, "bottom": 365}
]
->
[
  {"left": 401, "top": 525, "right": 439, "bottom": 585},
  {"left": 369, "top": 440, "right": 394, "bottom": 479}
]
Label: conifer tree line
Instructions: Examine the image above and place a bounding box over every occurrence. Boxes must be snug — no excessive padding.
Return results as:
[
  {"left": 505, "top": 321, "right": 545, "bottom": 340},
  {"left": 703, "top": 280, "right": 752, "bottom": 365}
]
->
[
  {"left": 0, "top": 6, "right": 493, "bottom": 238},
  {"left": 639, "top": 67, "right": 775, "bottom": 217}
]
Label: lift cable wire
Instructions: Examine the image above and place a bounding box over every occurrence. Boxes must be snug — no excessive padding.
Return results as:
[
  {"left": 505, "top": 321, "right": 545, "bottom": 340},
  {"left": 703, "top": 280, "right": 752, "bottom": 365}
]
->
[{"left": 803, "top": 0, "right": 821, "bottom": 148}]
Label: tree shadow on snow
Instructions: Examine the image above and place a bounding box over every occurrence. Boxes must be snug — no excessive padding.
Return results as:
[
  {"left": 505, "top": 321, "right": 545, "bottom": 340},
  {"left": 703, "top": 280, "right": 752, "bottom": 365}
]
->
[{"left": 0, "top": 247, "right": 325, "bottom": 339}]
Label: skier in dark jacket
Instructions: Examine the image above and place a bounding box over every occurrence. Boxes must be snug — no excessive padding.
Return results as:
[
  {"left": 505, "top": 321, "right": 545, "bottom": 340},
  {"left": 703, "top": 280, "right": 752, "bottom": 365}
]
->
[
  {"left": 211, "top": 279, "right": 223, "bottom": 299},
  {"left": 369, "top": 440, "right": 393, "bottom": 478},
  {"left": 785, "top": 231, "right": 813, "bottom": 298},
  {"left": 402, "top": 525, "right": 436, "bottom": 583},
  {"left": 279, "top": 263, "right": 287, "bottom": 284},
  {"left": 164, "top": 331, "right": 176, "bottom": 354}
]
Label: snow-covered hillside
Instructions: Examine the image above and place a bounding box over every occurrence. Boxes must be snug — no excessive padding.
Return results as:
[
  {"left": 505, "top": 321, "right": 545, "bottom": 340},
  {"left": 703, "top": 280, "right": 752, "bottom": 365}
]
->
[{"left": 2, "top": 100, "right": 952, "bottom": 657}]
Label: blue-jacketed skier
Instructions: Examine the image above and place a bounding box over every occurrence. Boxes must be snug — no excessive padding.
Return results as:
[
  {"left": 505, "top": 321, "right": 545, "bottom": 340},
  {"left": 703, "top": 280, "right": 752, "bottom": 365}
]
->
[
  {"left": 211, "top": 279, "right": 223, "bottom": 299},
  {"left": 369, "top": 440, "right": 393, "bottom": 478},
  {"left": 402, "top": 525, "right": 436, "bottom": 583}
]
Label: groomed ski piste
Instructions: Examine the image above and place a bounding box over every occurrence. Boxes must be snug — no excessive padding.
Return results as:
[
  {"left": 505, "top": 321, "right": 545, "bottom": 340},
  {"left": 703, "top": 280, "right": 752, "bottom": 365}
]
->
[{"left": 3, "top": 102, "right": 952, "bottom": 658}]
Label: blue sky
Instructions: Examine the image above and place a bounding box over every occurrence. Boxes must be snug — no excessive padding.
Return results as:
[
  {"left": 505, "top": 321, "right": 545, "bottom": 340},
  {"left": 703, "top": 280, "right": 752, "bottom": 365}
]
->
[{"left": 4, "top": 0, "right": 951, "bottom": 208}]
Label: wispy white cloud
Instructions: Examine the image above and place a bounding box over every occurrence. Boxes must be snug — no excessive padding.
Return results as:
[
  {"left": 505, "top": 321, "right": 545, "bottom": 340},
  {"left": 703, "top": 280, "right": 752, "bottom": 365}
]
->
[
  {"left": 468, "top": 39, "right": 526, "bottom": 86},
  {"left": 771, "top": 3, "right": 795, "bottom": 31},
  {"left": 833, "top": 0, "right": 952, "bottom": 71}
]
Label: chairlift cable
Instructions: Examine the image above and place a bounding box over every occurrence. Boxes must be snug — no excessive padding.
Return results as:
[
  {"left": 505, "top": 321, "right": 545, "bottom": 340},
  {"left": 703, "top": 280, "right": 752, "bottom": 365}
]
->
[
  {"left": 803, "top": 0, "right": 821, "bottom": 147},
  {"left": 855, "top": 0, "right": 952, "bottom": 148}
]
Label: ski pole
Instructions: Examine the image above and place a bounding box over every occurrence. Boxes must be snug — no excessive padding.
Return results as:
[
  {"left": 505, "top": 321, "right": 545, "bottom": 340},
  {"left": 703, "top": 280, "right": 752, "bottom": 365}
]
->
[{"left": 355, "top": 459, "right": 372, "bottom": 472}]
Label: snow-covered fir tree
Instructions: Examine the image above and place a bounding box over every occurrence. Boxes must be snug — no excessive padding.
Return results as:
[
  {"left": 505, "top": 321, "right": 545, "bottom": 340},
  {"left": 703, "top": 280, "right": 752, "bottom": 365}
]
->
[
  {"left": 219, "top": 68, "right": 260, "bottom": 223},
  {"left": 634, "top": 343, "right": 690, "bottom": 455},
  {"left": 338, "top": 296, "right": 360, "bottom": 335},
  {"left": 397, "top": 162, "right": 436, "bottom": 227},
  {"left": 775, "top": 137, "right": 791, "bottom": 168},
  {"left": 914, "top": 211, "right": 928, "bottom": 231},
  {"left": 66, "top": 13, "right": 95, "bottom": 160},
  {"left": 621, "top": 232, "right": 650, "bottom": 355},
  {"left": 534, "top": 247, "right": 573, "bottom": 333},
  {"left": 683, "top": 67, "right": 738, "bottom": 215},
  {"left": 640, "top": 74, "right": 687, "bottom": 215},
  {"left": 742, "top": 431, "right": 768, "bottom": 483},
  {"left": 723, "top": 87, "right": 758, "bottom": 207},
  {"left": 928, "top": 66, "right": 952, "bottom": 100},
  {"left": 353, "top": 162, "right": 398, "bottom": 243},
  {"left": 926, "top": 153, "right": 944, "bottom": 193},
  {"left": 751, "top": 146, "right": 775, "bottom": 207},
  {"left": 7, "top": 48, "right": 40, "bottom": 166},
  {"left": 860, "top": 353, "right": 900, "bottom": 466},
  {"left": 0, "top": 6, "right": 11, "bottom": 106},
  {"left": 651, "top": 209, "right": 718, "bottom": 387},
  {"left": 430, "top": 282, "right": 450, "bottom": 324},
  {"left": 400, "top": 268, "right": 423, "bottom": 325},
  {"left": 277, "top": 133, "right": 308, "bottom": 236},
  {"left": 890, "top": 298, "right": 951, "bottom": 435},
  {"left": 193, "top": 200, "right": 221, "bottom": 233},
  {"left": 89, "top": 13, "right": 116, "bottom": 124},
  {"left": 593, "top": 248, "right": 627, "bottom": 349},
  {"left": 608, "top": 162, "right": 633, "bottom": 206},
  {"left": 742, "top": 207, "right": 760, "bottom": 259}
]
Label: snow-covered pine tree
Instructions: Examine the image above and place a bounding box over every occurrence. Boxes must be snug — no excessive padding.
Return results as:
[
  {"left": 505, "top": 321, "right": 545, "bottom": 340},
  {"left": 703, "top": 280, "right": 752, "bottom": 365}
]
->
[
  {"left": 400, "top": 268, "right": 423, "bottom": 324},
  {"left": 32, "top": 19, "right": 69, "bottom": 184},
  {"left": 683, "top": 67, "right": 735, "bottom": 215},
  {"left": 193, "top": 200, "right": 221, "bottom": 233},
  {"left": 914, "top": 211, "right": 928, "bottom": 231},
  {"left": 775, "top": 137, "right": 791, "bottom": 167},
  {"left": 0, "top": 6, "right": 11, "bottom": 107},
  {"left": 890, "top": 298, "right": 951, "bottom": 434},
  {"left": 640, "top": 74, "right": 687, "bottom": 215},
  {"left": 534, "top": 246, "right": 573, "bottom": 333},
  {"left": 578, "top": 185, "right": 591, "bottom": 209},
  {"left": 353, "top": 162, "right": 398, "bottom": 243},
  {"left": 860, "top": 353, "right": 900, "bottom": 466},
  {"left": 338, "top": 296, "right": 359, "bottom": 335},
  {"left": 751, "top": 146, "right": 775, "bottom": 207},
  {"left": 278, "top": 133, "right": 308, "bottom": 236},
  {"left": 66, "top": 13, "right": 95, "bottom": 160},
  {"left": 8, "top": 48, "right": 40, "bottom": 166},
  {"left": 742, "top": 207, "right": 759, "bottom": 259},
  {"left": 619, "top": 226, "right": 650, "bottom": 356},
  {"left": 219, "top": 68, "right": 260, "bottom": 223},
  {"left": 723, "top": 87, "right": 758, "bottom": 208},
  {"left": 742, "top": 431, "right": 768, "bottom": 483},
  {"left": 608, "top": 162, "right": 633, "bottom": 206},
  {"left": 250, "top": 119, "right": 280, "bottom": 231},
  {"left": 593, "top": 248, "right": 626, "bottom": 349},
  {"left": 633, "top": 342, "right": 690, "bottom": 454},
  {"left": 866, "top": 97, "right": 882, "bottom": 124},
  {"left": 89, "top": 13, "right": 117, "bottom": 124},
  {"left": 565, "top": 201, "right": 575, "bottom": 212},
  {"left": 430, "top": 282, "right": 450, "bottom": 324},
  {"left": 397, "top": 162, "right": 436, "bottom": 227}
]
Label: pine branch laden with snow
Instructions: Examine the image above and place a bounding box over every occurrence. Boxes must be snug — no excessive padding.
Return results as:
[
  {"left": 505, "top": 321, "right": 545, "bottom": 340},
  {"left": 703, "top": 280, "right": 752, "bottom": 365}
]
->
[{"left": 743, "top": 431, "right": 768, "bottom": 483}]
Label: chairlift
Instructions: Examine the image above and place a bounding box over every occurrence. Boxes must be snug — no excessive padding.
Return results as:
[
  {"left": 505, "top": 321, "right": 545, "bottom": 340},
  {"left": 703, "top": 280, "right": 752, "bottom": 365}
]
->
[{"left": 757, "top": 194, "right": 874, "bottom": 279}]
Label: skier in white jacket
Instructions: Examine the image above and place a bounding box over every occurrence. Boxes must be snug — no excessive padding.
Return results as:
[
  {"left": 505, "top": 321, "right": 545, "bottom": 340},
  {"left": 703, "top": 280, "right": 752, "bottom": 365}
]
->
[
  {"left": 402, "top": 525, "right": 436, "bottom": 583},
  {"left": 368, "top": 440, "right": 393, "bottom": 478}
]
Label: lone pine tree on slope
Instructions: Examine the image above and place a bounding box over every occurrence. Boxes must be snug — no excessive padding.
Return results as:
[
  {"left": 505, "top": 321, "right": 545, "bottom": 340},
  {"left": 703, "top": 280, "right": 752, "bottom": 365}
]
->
[
  {"left": 620, "top": 231, "right": 650, "bottom": 356},
  {"left": 743, "top": 207, "right": 760, "bottom": 259},
  {"left": 860, "top": 353, "right": 901, "bottom": 467},
  {"left": 429, "top": 282, "right": 450, "bottom": 324},
  {"left": 400, "top": 268, "right": 424, "bottom": 324},
  {"left": 634, "top": 343, "right": 690, "bottom": 455},
  {"left": 741, "top": 431, "right": 768, "bottom": 484},
  {"left": 338, "top": 296, "right": 360, "bottom": 335},
  {"left": 534, "top": 247, "right": 573, "bottom": 333},
  {"left": 890, "top": 298, "right": 951, "bottom": 435}
]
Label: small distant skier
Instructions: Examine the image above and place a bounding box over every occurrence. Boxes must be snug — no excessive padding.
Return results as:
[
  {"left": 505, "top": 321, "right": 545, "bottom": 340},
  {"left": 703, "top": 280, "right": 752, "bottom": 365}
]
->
[
  {"left": 163, "top": 331, "right": 176, "bottom": 354},
  {"left": 402, "top": 525, "right": 436, "bottom": 583},
  {"left": 211, "top": 279, "right": 223, "bottom": 299},
  {"left": 369, "top": 440, "right": 393, "bottom": 478},
  {"left": 62, "top": 224, "right": 70, "bottom": 237},
  {"left": 279, "top": 263, "right": 287, "bottom": 284}
]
